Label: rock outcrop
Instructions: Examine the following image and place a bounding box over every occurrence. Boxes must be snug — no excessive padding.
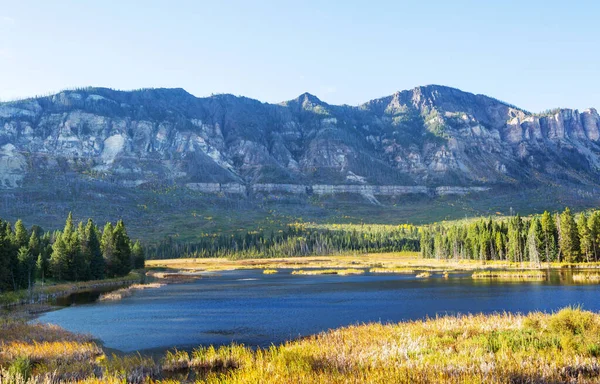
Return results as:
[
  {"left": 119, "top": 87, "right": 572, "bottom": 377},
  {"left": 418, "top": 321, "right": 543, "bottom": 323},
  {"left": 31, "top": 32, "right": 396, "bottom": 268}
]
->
[{"left": 1, "top": 85, "right": 599, "bottom": 200}]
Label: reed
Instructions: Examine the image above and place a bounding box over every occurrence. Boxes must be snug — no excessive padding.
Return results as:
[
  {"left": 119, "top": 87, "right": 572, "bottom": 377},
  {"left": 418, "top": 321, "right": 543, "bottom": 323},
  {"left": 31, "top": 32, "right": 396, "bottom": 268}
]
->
[
  {"left": 98, "top": 283, "right": 165, "bottom": 301},
  {"left": 472, "top": 270, "right": 546, "bottom": 280},
  {"left": 3, "top": 307, "right": 600, "bottom": 383},
  {"left": 572, "top": 273, "right": 600, "bottom": 282},
  {"left": 369, "top": 267, "right": 415, "bottom": 274},
  {"left": 291, "top": 269, "right": 364, "bottom": 276}
]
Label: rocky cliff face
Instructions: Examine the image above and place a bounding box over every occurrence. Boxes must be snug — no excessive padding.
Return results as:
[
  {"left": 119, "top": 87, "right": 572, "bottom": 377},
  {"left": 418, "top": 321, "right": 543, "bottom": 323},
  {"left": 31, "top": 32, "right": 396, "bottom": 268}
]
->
[{"left": 1, "top": 85, "right": 599, "bottom": 195}]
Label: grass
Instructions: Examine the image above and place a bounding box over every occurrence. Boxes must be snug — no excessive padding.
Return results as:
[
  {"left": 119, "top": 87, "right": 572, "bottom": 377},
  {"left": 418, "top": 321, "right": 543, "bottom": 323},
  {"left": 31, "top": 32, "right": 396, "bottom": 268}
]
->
[
  {"left": 573, "top": 273, "right": 600, "bottom": 282},
  {"left": 0, "top": 272, "right": 143, "bottom": 307},
  {"left": 3, "top": 307, "right": 600, "bottom": 383},
  {"left": 98, "top": 283, "right": 165, "bottom": 301},
  {"left": 262, "top": 269, "right": 278, "bottom": 274},
  {"left": 148, "top": 253, "right": 600, "bottom": 276},
  {"left": 472, "top": 270, "right": 547, "bottom": 281},
  {"left": 369, "top": 267, "right": 415, "bottom": 274},
  {"left": 291, "top": 269, "right": 365, "bottom": 276}
]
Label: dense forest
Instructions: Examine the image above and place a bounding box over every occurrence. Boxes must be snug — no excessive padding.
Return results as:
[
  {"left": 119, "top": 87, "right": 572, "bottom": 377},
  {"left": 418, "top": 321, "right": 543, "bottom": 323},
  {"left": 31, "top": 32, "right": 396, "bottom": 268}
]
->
[
  {"left": 421, "top": 208, "right": 600, "bottom": 263},
  {"left": 0, "top": 213, "right": 145, "bottom": 294},
  {"left": 145, "top": 223, "right": 420, "bottom": 259}
]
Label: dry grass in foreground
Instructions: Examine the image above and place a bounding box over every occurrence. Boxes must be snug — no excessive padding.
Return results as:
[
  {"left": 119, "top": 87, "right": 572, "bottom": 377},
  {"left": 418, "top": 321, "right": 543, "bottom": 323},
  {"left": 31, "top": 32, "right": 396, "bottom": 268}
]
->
[{"left": 3, "top": 307, "right": 600, "bottom": 383}]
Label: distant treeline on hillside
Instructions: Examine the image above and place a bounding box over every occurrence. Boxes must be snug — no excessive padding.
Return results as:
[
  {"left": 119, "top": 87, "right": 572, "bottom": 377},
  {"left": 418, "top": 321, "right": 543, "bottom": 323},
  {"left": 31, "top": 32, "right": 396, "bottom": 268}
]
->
[
  {"left": 145, "top": 224, "right": 420, "bottom": 259},
  {"left": 0, "top": 213, "right": 145, "bottom": 294},
  {"left": 421, "top": 208, "right": 600, "bottom": 263},
  {"left": 147, "top": 207, "right": 600, "bottom": 263}
]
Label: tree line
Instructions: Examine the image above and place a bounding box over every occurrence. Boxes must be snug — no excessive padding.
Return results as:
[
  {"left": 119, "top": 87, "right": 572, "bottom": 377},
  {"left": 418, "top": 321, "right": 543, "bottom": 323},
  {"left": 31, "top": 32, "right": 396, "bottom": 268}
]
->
[
  {"left": 0, "top": 213, "right": 145, "bottom": 294},
  {"left": 420, "top": 208, "right": 600, "bottom": 264},
  {"left": 146, "top": 223, "right": 419, "bottom": 259}
]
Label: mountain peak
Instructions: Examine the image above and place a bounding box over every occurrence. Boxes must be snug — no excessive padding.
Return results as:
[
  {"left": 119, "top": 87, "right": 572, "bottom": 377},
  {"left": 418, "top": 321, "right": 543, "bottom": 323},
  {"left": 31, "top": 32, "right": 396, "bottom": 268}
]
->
[{"left": 295, "top": 92, "right": 323, "bottom": 104}]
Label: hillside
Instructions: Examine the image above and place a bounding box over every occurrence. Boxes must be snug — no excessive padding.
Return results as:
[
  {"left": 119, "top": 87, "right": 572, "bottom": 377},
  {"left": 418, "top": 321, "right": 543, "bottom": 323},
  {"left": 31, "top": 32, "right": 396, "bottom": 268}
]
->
[{"left": 1, "top": 85, "right": 599, "bottom": 238}]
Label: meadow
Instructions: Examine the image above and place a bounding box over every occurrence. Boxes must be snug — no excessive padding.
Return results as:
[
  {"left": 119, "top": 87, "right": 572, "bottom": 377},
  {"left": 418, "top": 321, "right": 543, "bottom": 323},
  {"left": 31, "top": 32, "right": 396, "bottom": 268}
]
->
[{"left": 145, "top": 252, "right": 600, "bottom": 275}]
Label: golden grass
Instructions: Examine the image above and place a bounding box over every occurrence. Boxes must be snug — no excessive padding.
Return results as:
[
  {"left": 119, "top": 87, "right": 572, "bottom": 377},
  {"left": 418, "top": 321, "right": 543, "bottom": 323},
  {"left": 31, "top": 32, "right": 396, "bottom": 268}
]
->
[
  {"left": 291, "top": 269, "right": 365, "bottom": 276},
  {"left": 572, "top": 273, "right": 600, "bottom": 282},
  {"left": 98, "top": 283, "right": 165, "bottom": 302},
  {"left": 3, "top": 308, "right": 600, "bottom": 383},
  {"left": 148, "top": 253, "right": 597, "bottom": 277},
  {"left": 368, "top": 267, "right": 415, "bottom": 274},
  {"left": 0, "top": 272, "right": 143, "bottom": 307},
  {"left": 472, "top": 270, "right": 547, "bottom": 281},
  {"left": 262, "top": 269, "right": 278, "bottom": 274}
]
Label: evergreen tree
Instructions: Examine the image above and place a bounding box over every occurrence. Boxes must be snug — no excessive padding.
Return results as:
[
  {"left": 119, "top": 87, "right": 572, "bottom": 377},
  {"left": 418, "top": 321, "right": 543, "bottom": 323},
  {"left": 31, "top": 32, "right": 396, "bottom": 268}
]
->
[
  {"left": 558, "top": 208, "right": 580, "bottom": 263},
  {"left": 507, "top": 215, "right": 523, "bottom": 262},
  {"left": 83, "top": 220, "right": 104, "bottom": 280},
  {"left": 101, "top": 223, "right": 116, "bottom": 276},
  {"left": 112, "top": 220, "right": 132, "bottom": 277},
  {"left": 131, "top": 240, "right": 145, "bottom": 269},
  {"left": 17, "top": 246, "right": 35, "bottom": 291},
  {"left": 14, "top": 219, "right": 29, "bottom": 248},
  {"left": 49, "top": 234, "right": 68, "bottom": 281},
  {"left": 527, "top": 217, "right": 543, "bottom": 266},
  {"left": 589, "top": 211, "right": 600, "bottom": 262},
  {"left": 577, "top": 213, "right": 593, "bottom": 263},
  {"left": 0, "top": 232, "right": 13, "bottom": 292},
  {"left": 36, "top": 253, "right": 46, "bottom": 285},
  {"left": 540, "top": 211, "right": 558, "bottom": 262},
  {"left": 76, "top": 222, "right": 91, "bottom": 281}
]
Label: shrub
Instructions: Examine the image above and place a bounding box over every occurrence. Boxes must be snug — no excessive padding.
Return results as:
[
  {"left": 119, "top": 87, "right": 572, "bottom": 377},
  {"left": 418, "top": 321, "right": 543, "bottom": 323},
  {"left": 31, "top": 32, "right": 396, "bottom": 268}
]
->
[{"left": 7, "top": 356, "right": 32, "bottom": 382}]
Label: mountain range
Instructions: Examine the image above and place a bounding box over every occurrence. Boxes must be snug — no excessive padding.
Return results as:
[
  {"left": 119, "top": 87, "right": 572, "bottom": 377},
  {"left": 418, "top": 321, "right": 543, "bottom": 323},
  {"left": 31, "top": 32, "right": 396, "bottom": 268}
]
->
[{"left": 1, "top": 85, "right": 599, "bottom": 238}]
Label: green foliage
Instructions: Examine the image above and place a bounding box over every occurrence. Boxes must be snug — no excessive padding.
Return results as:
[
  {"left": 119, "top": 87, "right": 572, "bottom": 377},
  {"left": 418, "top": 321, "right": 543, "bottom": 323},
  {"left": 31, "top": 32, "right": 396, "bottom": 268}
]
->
[
  {"left": 0, "top": 213, "right": 142, "bottom": 295},
  {"left": 146, "top": 223, "right": 419, "bottom": 260},
  {"left": 421, "top": 207, "right": 600, "bottom": 263},
  {"left": 7, "top": 356, "right": 32, "bottom": 381},
  {"left": 559, "top": 208, "right": 580, "bottom": 263},
  {"left": 131, "top": 240, "right": 145, "bottom": 269}
]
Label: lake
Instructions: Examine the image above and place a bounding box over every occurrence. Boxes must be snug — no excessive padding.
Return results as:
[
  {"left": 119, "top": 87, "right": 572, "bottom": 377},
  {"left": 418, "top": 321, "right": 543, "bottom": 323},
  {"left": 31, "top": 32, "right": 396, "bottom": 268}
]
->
[{"left": 37, "top": 269, "right": 600, "bottom": 353}]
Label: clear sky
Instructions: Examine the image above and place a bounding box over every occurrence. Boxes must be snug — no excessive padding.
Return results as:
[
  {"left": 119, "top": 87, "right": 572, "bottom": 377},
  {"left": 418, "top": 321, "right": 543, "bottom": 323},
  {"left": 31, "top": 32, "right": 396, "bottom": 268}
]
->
[{"left": 0, "top": 0, "right": 598, "bottom": 112}]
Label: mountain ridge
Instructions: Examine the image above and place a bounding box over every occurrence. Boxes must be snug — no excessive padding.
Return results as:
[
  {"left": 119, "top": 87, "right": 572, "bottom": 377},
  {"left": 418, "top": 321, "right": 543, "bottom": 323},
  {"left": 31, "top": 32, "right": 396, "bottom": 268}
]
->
[{"left": 1, "top": 84, "right": 599, "bottom": 189}]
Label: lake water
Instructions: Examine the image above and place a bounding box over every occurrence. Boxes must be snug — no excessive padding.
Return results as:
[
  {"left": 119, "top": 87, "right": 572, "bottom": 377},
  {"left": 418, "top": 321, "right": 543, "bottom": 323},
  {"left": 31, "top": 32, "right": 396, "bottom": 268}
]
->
[{"left": 37, "top": 269, "right": 600, "bottom": 353}]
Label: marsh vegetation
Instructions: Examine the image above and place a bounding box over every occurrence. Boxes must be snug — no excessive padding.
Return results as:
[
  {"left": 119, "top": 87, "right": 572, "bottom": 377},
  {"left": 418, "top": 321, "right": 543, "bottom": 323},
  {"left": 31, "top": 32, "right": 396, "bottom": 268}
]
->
[{"left": 3, "top": 307, "right": 600, "bottom": 383}]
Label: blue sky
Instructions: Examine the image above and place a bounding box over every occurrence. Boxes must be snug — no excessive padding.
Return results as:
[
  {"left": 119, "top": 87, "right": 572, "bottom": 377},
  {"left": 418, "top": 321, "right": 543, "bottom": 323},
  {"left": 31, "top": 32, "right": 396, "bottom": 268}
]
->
[{"left": 0, "top": 0, "right": 598, "bottom": 112}]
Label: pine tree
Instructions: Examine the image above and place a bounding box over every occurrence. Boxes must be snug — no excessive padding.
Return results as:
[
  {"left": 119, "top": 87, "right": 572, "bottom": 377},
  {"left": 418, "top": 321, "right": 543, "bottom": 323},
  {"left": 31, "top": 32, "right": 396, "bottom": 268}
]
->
[
  {"left": 527, "top": 217, "right": 543, "bottom": 266},
  {"left": 0, "top": 231, "right": 13, "bottom": 292},
  {"left": 17, "top": 246, "right": 35, "bottom": 291},
  {"left": 577, "top": 213, "right": 593, "bottom": 263},
  {"left": 131, "top": 240, "right": 145, "bottom": 269},
  {"left": 86, "top": 220, "right": 104, "bottom": 280},
  {"left": 101, "top": 223, "right": 117, "bottom": 277},
  {"left": 507, "top": 215, "right": 523, "bottom": 262},
  {"left": 36, "top": 253, "right": 46, "bottom": 285},
  {"left": 14, "top": 219, "right": 29, "bottom": 248},
  {"left": 558, "top": 208, "right": 580, "bottom": 263},
  {"left": 588, "top": 211, "right": 600, "bottom": 262},
  {"left": 540, "top": 211, "right": 558, "bottom": 262},
  {"left": 49, "top": 234, "right": 68, "bottom": 281},
  {"left": 112, "top": 220, "right": 132, "bottom": 277},
  {"left": 76, "top": 221, "right": 91, "bottom": 281}
]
